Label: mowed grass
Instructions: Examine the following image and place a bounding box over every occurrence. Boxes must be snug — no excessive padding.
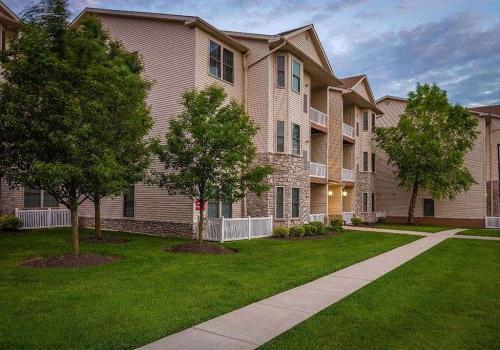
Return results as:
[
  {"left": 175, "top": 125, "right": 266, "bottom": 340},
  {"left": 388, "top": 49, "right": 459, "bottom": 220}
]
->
[
  {"left": 0, "top": 228, "right": 417, "bottom": 350},
  {"left": 374, "top": 223, "right": 450, "bottom": 233},
  {"left": 262, "top": 238, "right": 500, "bottom": 350},
  {"left": 460, "top": 228, "right": 500, "bottom": 238}
]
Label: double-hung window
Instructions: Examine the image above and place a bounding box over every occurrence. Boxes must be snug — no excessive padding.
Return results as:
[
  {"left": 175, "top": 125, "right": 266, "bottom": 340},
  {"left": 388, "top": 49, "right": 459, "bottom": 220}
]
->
[
  {"left": 424, "top": 199, "right": 434, "bottom": 217},
  {"left": 276, "top": 55, "right": 285, "bottom": 88},
  {"left": 276, "top": 187, "right": 284, "bottom": 219},
  {"left": 123, "top": 185, "right": 135, "bottom": 217},
  {"left": 291, "top": 187, "right": 300, "bottom": 218},
  {"left": 372, "top": 152, "right": 376, "bottom": 172},
  {"left": 371, "top": 193, "right": 375, "bottom": 212},
  {"left": 222, "top": 48, "right": 234, "bottom": 83},
  {"left": 363, "top": 112, "right": 369, "bottom": 131},
  {"left": 222, "top": 202, "right": 232, "bottom": 218},
  {"left": 276, "top": 121, "right": 285, "bottom": 152},
  {"left": 371, "top": 113, "right": 376, "bottom": 130},
  {"left": 363, "top": 193, "right": 368, "bottom": 212},
  {"left": 24, "top": 187, "right": 58, "bottom": 208},
  {"left": 208, "top": 201, "right": 233, "bottom": 218},
  {"left": 291, "top": 59, "right": 301, "bottom": 93},
  {"left": 363, "top": 152, "right": 368, "bottom": 171},
  {"left": 209, "top": 40, "right": 221, "bottom": 78},
  {"left": 292, "top": 123, "right": 301, "bottom": 155}
]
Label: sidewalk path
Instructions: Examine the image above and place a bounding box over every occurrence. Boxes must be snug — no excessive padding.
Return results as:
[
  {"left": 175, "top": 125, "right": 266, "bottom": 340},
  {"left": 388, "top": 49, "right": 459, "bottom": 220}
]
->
[
  {"left": 139, "top": 229, "right": 461, "bottom": 350},
  {"left": 344, "top": 225, "right": 431, "bottom": 236},
  {"left": 453, "top": 234, "right": 500, "bottom": 241}
]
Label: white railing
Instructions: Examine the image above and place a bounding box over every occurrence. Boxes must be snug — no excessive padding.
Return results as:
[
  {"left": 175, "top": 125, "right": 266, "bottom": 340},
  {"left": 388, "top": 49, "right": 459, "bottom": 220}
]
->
[
  {"left": 485, "top": 217, "right": 500, "bottom": 228},
  {"left": 310, "top": 162, "right": 327, "bottom": 178},
  {"left": 204, "top": 216, "right": 273, "bottom": 242},
  {"left": 342, "top": 168, "right": 355, "bottom": 182},
  {"left": 309, "top": 213, "right": 326, "bottom": 223},
  {"left": 309, "top": 107, "right": 327, "bottom": 127},
  {"left": 342, "top": 123, "right": 355, "bottom": 139},
  {"left": 376, "top": 211, "right": 386, "bottom": 219},
  {"left": 15, "top": 208, "right": 71, "bottom": 229},
  {"left": 342, "top": 212, "right": 354, "bottom": 225}
]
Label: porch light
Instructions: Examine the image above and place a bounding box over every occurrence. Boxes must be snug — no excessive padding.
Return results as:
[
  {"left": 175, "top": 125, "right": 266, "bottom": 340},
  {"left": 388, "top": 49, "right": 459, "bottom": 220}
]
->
[
  {"left": 328, "top": 190, "right": 333, "bottom": 198},
  {"left": 342, "top": 190, "right": 348, "bottom": 197}
]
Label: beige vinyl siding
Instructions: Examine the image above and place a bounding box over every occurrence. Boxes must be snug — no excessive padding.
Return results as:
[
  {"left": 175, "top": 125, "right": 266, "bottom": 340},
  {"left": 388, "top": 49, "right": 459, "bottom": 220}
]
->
[
  {"left": 288, "top": 55, "right": 309, "bottom": 157},
  {"left": 376, "top": 98, "right": 486, "bottom": 220},
  {"left": 287, "top": 31, "right": 324, "bottom": 68},
  {"left": 352, "top": 80, "right": 371, "bottom": 102},
  {"left": 328, "top": 89, "right": 343, "bottom": 182},
  {"left": 91, "top": 14, "right": 197, "bottom": 223},
  {"left": 194, "top": 27, "right": 244, "bottom": 102},
  {"left": 310, "top": 184, "right": 327, "bottom": 214},
  {"left": 273, "top": 52, "right": 289, "bottom": 153},
  {"left": 311, "top": 133, "right": 327, "bottom": 163}
]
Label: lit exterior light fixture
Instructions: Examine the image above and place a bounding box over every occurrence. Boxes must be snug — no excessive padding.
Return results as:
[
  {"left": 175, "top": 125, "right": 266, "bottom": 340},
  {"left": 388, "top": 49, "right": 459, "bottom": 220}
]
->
[
  {"left": 342, "top": 190, "right": 348, "bottom": 197},
  {"left": 328, "top": 190, "right": 333, "bottom": 198}
]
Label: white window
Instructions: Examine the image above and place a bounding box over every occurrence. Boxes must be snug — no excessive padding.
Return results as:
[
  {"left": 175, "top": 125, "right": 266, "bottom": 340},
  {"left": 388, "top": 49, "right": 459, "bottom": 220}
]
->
[
  {"left": 291, "top": 59, "right": 301, "bottom": 92},
  {"left": 123, "top": 185, "right": 135, "bottom": 217},
  {"left": 23, "top": 187, "right": 58, "bottom": 208},
  {"left": 276, "top": 121, "right": 285, "bottom": 153},
  {"left": 291, "top": 187, "right": 300, "bottom": 218},
  {"left": 292, "top": 123, "right": 300, "bottom": 155},
  {"left": 209, "top": 40, "right": 234, "bottom": 84},
  {"left": 208, "top": 201, "right": 233, "bottom": 218},
  {"left": 275, "top": 187, "right": 284, "bottom": 219}
]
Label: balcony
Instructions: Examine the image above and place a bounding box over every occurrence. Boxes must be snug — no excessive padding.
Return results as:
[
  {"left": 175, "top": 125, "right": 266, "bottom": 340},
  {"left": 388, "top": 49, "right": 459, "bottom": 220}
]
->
[
  {"left": 342, "top": 212, "right": 354, "bottom": 225},
  {"left": 309, "top": 213, "right": 327, "bottom": 223},
  {"left": 342, "top": 123, "right": 355, "bottom": 139},
  {"left": 342, "top": 168, "right": 355, "bottom": 182},
  {"left": 310, "top": 162, "right": 327, "bottom": 178},
  {"left": 309, "top": 107, "right": 327, "bottom": 128}
]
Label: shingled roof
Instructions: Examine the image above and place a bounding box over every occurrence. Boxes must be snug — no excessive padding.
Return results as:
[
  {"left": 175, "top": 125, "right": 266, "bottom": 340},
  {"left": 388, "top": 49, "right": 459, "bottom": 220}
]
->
[
  {"left": 339, "top": 75, "right": 365, "bottom": 89},
  {"left": 469, "top": 105, "right": 500, "bottom": 116}
]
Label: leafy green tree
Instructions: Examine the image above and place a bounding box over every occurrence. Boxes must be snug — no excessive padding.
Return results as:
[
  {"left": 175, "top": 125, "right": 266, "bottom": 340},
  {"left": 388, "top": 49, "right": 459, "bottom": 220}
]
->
[
  {"left": 0, "top": 0, "right": 151, "bottom": 253},
  {"left": 375, "top": 83, "right": 478, "bottom": 224},
  {"left": 153, "top": 85, "right": 273, "bottom": 241}
]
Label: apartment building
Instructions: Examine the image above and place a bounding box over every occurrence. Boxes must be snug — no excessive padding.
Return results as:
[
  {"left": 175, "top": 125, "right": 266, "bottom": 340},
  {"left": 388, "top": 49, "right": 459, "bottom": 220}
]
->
[
  {"left": 327, "top": 75, "right": 380, "bottom": 224},
  {"left": 376, "top": 96, "right": 500, "bottom": 227}
]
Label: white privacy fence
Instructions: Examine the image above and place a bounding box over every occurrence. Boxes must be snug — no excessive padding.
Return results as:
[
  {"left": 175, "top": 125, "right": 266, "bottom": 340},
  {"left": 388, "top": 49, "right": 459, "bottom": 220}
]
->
[
  {"left": 485, "top": 217, "right": 500, "bottom": 228},
  {"left": 15, "top": 208, "right": 71, "bottom": 229},
  {"left": 310, "top": 162, "right": 327, "bottom": 178},
  {"left": 342, "top": 123, "right": 355, "bottom": 139},
  {"left": 309, "top": 213, "right": 327, "bottom": 223},
  {"left": 204, "top": 216, "right": 273, "bottom": 242},
  {"left": 309, "top": 107, "right": 327, "bottom": 127}
]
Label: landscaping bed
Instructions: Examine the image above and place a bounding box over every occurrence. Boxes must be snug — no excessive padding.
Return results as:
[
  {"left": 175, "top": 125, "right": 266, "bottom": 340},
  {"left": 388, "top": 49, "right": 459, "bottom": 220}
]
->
[
  {"left": 165, "top": 241, "right": 237, "bottom": 254},
  {"left": 0, "top": 227, "right": 417, "bottom": 350},
  {"left": 262, "top": 239, "right": 500, "bottom": 349},
  {"left": 21, "top": 252, "right": 121, "bottom": 268}
]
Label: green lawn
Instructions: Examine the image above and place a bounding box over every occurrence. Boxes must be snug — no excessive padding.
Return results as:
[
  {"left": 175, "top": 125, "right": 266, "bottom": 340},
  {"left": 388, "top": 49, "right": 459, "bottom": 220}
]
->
[
  {"left": 460, "top": 228, "right": 500, "bottom": 238},
  {"left": 0, "top": 228, "right": 417, "bottom": 350},
  {"left": 262, "top": 239, "right": 500, "bottom": 349},
  {"left": 373, "top": 223, "right": 451, "bottom": 233}
]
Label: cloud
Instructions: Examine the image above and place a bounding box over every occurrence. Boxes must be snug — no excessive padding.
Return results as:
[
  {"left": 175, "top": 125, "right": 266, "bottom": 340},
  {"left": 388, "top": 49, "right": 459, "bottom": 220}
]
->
[{"left": 335, "top": 12, "right": 500, "bottom": 106}]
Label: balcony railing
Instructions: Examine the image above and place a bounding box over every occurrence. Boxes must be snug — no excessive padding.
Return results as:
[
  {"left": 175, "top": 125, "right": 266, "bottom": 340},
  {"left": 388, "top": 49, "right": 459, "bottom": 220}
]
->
[
  {"left": 309, "top": 107, "right": 327, "bottom": 127},
  {"left": 342, "top": 123, "right": 355, "bottom": 139},
  {"left": 342, "top": 212, "right": 354, "bottom": 225},
  {"left": 342, "top": 168, "right": 355, "bottom": 182},
  {"left": 310, "top": 162, "right": 327, "bottom": 178},
  {"left": 309, "top": 213, "right": 327, "bottom": 223}
]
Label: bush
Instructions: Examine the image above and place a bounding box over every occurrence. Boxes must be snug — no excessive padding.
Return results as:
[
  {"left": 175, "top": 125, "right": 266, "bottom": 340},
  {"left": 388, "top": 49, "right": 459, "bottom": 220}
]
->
[
  {"left": 303, "top": 223, "right": 316, "bottom": 236},
  {"left": 0, "top": 214, "right": 22, "bottom": 231},
  {"left": 377, "top": 216, "right": 386, "bottom": 224},
  {"left": 309, "top": 221, "right": 326, "bottom": 235},
  {"left": 330, "top": 216, "right": 344, "bottom": 227},
  {"left": 289, "top": 225, "right": 305, "bottom": 237},
  {"left": 273, "top": 226, "right": 289, "bottom": 238},
  {"left": 351, "top": 216, "right": 364, "bottom": 225}
]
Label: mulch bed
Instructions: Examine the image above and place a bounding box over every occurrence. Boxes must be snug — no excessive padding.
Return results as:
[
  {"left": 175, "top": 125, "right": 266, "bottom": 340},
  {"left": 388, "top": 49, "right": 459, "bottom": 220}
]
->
[
  {"left": 165, "top": 241, "right": 238, "bottom": 254},
  {"left": 80, "top": 236, "right": 129, "bottom": 244},
  {"left": 21, "top": 253, "right": 122, "bottom": 268},
  {"left": 269, "top": 231, "right": 341, "bottom": 241}
]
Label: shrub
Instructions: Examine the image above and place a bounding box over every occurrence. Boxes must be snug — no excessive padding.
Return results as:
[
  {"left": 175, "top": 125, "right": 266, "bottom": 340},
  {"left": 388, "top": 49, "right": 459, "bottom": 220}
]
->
[
  {"left": 309, "top": 221, "right": 326, "bottom": 235},
  {"left": 351, "top": 216, "right": 364, "bottom": 225},
  {"left": 273, "top": 226, "right": 289, "bottom": 238},
  {"left": 0, "top": 214, "right": 22, "bottom": 231},
  {"left": 304, "top": 223, "right": 316, "bottom": 236},
  {"left": 330, "top": 216, "right": 344, "bottom": 227},
  {"left": 289, "top": 225, "right": 305, "bottom": 237},
  {"left": 377, "top": 216, "right": 387, "bottom": 224}
]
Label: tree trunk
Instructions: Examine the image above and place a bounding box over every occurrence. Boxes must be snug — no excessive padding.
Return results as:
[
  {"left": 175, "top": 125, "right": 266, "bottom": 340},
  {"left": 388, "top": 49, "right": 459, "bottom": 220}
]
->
[
  {"left": 198, "top": 201, "right": 205, "bottom": 242},
  {"left": 94, "top": 199, "right": 102, "bottom": 239},
  {"left": 407, "top": 183, "right": 419, "bottom": 224},
  {"left": 70, "top": 207, "right": 80, "bottom": 255}
]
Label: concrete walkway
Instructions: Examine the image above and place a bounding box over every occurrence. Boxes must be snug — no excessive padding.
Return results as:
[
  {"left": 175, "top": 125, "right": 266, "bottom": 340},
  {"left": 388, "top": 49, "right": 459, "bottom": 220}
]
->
[
  {"left": 139, "top": 229, "right": 462, "bottom": 350},
  {"left": 453, "top": 234, "right": 500, "bottom": 241},
  {"left": 344, "top": 225, "right": 431, "bottom": 236}
]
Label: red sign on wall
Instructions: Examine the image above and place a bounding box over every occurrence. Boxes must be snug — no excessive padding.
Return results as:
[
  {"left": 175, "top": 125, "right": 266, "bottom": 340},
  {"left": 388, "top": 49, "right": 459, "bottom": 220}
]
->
[{"left": 195, "top": 199, "right": 205, "bottom": 211}]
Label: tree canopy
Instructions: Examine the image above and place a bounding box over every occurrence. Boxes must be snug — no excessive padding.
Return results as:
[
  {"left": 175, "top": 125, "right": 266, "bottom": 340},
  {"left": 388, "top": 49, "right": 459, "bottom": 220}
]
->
[
  {"left": 153, "top": 85, "right": 273, "bottom": 241},
  {"left": 375, "top": 83, "right": 478, "bottom": 223}
]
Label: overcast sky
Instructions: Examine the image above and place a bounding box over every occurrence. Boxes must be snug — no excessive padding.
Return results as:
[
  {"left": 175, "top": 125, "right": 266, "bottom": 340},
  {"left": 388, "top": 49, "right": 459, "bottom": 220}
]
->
[{"left": 6, "top": 0, "right": 500, "bottom": 106}]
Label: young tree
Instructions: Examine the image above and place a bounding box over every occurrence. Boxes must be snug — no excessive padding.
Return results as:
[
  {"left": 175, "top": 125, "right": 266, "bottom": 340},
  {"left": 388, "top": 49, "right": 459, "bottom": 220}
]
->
[
  {"left": 0, "top": 0, "right": 151, "bottom": 252},
  {"left": 153, "top": 85, "right": 273, "bottom": 242},
  {"left": 375, "top": 83, "right": 478, "bottom": 224}
]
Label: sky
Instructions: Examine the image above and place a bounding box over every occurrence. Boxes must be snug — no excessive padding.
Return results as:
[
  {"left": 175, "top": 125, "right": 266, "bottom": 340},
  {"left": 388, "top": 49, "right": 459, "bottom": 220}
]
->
[{"left": 5, "top": 0, "right": 500, "bottom": 106}]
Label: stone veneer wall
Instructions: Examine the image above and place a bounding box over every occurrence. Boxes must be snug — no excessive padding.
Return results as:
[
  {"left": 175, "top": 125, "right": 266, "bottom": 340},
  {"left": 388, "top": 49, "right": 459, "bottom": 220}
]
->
[
  {"left": 247, "top": 153, "right": 310, "bottom": 226},
  {"left": 0, "top": 179, "right": 16, "bottom": 214},
  {"left": 79, "top": 216, "right": 193, "bottom": 238},
  {"left": 355, "top": 172, "right": 376, "bottom": 222}
]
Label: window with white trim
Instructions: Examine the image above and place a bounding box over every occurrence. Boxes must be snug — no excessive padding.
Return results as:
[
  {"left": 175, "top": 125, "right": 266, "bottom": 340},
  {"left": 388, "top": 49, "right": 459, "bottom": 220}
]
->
[
  {"left": 363, "top": 192, "right": 368, "bottom": 212},
  {"left": 208, "top": 201, "right": 233, "bottom": 218},
  {"left": 276, "top": 55, "right": 285, "bottom": 88},
  {"left": 291, "top": 59, "right": 301, "bottom": 93},
  {"left": 222, "top": 48, "right": 234, "bottom": 83},
  {"left": 276, "top": 120, "right": 285, "bottom": 153},
  {"left": 123, "top": 185, "right": 135, "bottom": 217},
  {"left": 292, "top": 123, "right": 301, "bottom": 155},
  {"left": 276, "top": 187, "right": 284, "bottom": 219},
  {"left": 23, "top": 187, "right": 58, "bottom": 208},
  {"left": 209, "top": 40, "right": 221, "bottom": 78}
]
